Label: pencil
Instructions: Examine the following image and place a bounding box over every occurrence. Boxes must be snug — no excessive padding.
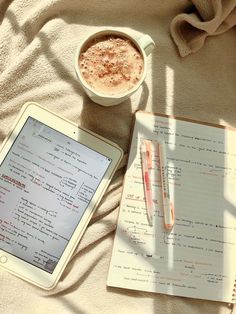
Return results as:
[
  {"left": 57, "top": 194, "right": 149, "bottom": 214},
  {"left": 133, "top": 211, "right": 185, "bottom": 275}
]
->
[{"left": 158, "top": 140, "right": 175, "bottom": 230}]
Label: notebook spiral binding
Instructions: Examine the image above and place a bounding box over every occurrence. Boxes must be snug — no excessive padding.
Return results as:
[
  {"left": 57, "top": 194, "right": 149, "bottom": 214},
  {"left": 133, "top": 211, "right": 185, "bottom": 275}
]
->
[{"left": 232, "top": 282, "right": 236, "bottom": 302}]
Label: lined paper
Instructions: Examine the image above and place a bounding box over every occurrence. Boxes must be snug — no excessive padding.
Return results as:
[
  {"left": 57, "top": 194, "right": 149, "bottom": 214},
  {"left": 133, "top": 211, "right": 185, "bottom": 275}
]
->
[{"left": 107, "top": 112, "right": 236, "bottom": 303}]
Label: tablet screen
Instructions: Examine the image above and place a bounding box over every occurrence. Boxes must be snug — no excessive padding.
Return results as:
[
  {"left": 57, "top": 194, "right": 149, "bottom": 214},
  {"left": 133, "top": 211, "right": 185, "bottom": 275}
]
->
[{"left": 0, "top": 117, "right": 111, "bottom": 273}]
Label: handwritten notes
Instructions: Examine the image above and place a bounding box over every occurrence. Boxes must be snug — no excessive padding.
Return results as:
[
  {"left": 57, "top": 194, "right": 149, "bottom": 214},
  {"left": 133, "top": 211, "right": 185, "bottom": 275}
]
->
[
  {"left": 0, "top": 117, "right": 111, "bottom": 273},
  {"left": 107, "top": 112, "right": 236, "bottom": 303}
]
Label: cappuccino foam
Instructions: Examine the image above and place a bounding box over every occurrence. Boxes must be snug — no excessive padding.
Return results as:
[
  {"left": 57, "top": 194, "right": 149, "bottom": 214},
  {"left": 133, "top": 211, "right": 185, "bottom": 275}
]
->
[{"left": 79, "top": 35, "right": 144, "bottom": 95}]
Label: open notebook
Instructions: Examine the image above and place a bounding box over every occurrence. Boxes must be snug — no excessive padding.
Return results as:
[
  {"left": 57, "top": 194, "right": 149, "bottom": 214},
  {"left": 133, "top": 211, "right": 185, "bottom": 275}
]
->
[{"left": 107, "top": 111, "right": 236, "bottom": 303}]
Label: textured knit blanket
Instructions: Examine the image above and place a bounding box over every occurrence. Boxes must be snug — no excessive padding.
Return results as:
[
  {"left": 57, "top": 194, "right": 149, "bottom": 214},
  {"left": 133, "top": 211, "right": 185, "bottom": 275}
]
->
[{"left": 0, "top": 0, "right": 236, "bottom": 313}]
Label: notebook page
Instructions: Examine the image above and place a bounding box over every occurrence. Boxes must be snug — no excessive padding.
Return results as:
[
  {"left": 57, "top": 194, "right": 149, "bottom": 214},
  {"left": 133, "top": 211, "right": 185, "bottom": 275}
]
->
[{"left": 107, "top": 112, "right": 236, "bottom": 303}]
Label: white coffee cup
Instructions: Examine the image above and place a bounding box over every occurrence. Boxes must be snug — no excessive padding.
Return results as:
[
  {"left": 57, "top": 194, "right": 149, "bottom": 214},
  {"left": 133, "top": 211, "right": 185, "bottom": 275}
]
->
[{"left": 74, "top": 29, "right": 155, "bottom": 106}]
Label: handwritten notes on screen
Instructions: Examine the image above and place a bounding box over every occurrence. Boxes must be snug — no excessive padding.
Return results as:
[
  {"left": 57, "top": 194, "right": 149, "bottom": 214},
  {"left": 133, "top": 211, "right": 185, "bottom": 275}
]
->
[
  {"left": 0, "top": 117, "right": 111, "bottom": 273},
  {"left": 107, "top": 112, "right": 236, "bottom": 303}
]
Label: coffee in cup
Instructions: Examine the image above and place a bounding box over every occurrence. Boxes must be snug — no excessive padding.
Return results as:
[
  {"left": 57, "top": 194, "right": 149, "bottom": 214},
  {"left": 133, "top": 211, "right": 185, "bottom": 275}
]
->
[
  {"left": 75, "top": 30, "right": 155, "bottom": 106},
  {"left": 79, "top": 35, "right": 144, "bottom": 96}
]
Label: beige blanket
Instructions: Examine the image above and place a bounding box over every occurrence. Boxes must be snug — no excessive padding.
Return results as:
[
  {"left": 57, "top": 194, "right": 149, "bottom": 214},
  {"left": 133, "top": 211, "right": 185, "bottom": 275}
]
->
[
  {"left": 0, "top": 0, "right": 236, "bottom": 313},
  {"left": 171, "top": 0, "right": 236, "bottom": 56}
]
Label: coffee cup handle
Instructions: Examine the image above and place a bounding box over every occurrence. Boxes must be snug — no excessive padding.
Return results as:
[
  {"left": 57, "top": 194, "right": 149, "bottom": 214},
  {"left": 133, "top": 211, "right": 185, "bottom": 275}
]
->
[{"left": 137, "top": 35, "right": 155, "bottom": 56}]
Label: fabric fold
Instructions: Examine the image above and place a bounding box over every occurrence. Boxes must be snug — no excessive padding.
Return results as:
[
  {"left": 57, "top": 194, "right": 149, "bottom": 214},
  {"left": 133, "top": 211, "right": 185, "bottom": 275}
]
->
[{"left": 170, "top": 0, "right": 236, "bottom": 57}]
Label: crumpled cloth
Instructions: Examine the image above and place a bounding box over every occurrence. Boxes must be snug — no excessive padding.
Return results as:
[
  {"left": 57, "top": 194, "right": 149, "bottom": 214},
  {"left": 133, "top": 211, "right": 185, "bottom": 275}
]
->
[{"left": 170, "top": 0, "right": 236, "bottom": 56}]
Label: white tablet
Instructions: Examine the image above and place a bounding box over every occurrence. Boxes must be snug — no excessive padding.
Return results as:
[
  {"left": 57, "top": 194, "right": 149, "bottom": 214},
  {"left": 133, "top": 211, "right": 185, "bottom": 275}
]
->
[{"left": 0, "top": 102, "right": 123, "bottom": 289}]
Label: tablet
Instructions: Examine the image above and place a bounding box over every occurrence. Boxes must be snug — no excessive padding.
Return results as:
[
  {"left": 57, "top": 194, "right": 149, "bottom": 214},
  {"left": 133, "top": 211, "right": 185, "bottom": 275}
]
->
[{"left": 0, "top": 102, "right": 123, "bottom": 289}]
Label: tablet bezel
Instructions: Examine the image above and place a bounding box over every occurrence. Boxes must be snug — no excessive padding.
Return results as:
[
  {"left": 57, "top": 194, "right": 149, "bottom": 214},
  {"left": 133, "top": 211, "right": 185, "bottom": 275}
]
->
[{"left": 0, "top": 102, "right": 123, "bottom": 289}]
